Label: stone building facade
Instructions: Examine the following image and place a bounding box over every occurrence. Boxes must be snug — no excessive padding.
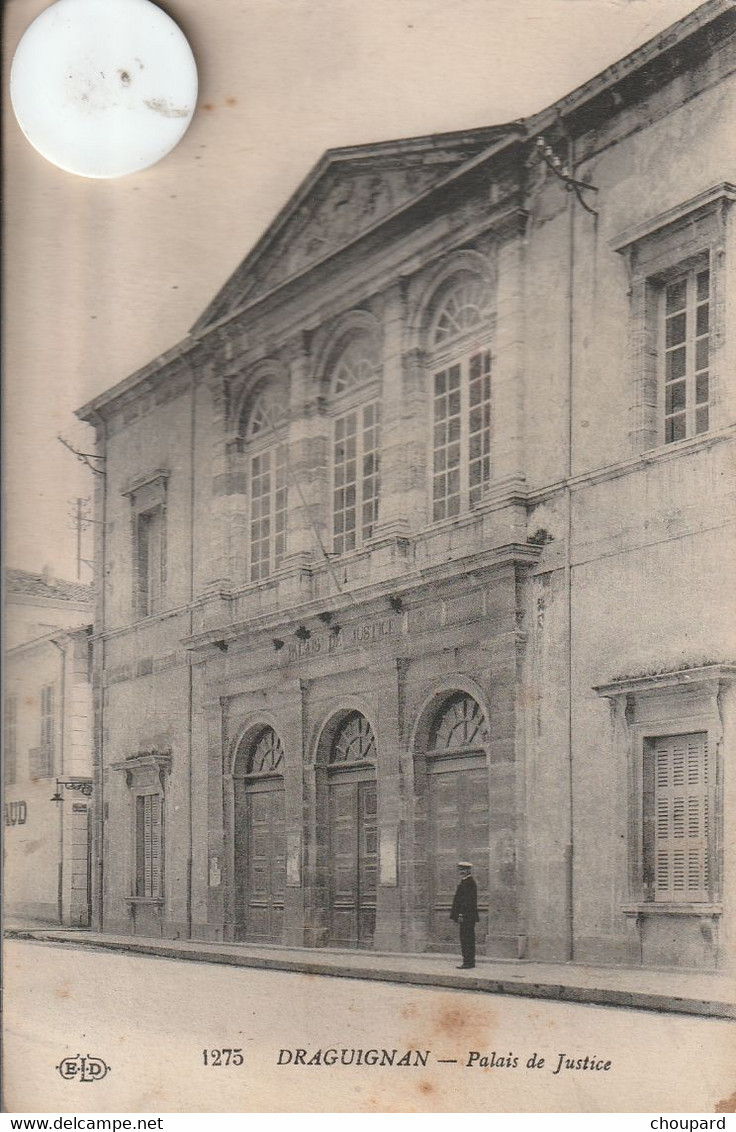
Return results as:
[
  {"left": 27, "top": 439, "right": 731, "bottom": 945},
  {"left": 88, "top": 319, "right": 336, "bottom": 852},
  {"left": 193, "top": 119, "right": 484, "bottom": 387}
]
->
[
  {"left": 4, "top": 571, "right": 93, "bottom": 925},
  {"left": 78, "top": 0, "right": 736, "bottom": 969}
]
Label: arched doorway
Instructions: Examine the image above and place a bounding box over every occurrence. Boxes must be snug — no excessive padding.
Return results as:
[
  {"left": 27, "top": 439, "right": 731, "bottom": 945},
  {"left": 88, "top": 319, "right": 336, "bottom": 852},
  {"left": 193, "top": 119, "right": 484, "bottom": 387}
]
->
[
  {"left": 423, "top": 692, "right": 490, "bottom": 950},
  {"left": 233, "top": 726, "right": 285, "bottom": 943},
  {"left": 327, "top": 712, "right": 377, "bottom": 949}
]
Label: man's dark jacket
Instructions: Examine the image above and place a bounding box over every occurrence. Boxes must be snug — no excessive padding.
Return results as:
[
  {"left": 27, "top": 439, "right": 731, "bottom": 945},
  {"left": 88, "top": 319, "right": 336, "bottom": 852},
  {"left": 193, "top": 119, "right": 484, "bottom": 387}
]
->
[{"left": 450, "top": 875, "right": 479, "bottom": 923}]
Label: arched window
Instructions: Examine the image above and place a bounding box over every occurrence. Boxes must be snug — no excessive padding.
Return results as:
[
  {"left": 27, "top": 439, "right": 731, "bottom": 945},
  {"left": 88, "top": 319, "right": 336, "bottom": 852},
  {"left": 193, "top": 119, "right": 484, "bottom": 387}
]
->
[
  {"left": 241, "top": 383, "right": 288, "bottom": 582},
  {"left": 429, "top": 274, "right": 493, "bottom": 522},
  {"left": 243, "top": 726, "right": 285, "bottom": 776},
  {"left": 328, "top": 334, "right": 381, "bottom": 556},
  {"left": 428, "top": 692, "right": 489, "bottom": 754},
  {"left": 329, "top": 711, "right": 377, "bottom": 765}
]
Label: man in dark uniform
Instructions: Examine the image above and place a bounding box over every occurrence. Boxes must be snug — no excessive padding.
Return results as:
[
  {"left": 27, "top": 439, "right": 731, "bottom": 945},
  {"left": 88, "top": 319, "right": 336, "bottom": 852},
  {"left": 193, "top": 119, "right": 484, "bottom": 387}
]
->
[{"left": 450, "top": 861, "right": 479, "bottom": 969}]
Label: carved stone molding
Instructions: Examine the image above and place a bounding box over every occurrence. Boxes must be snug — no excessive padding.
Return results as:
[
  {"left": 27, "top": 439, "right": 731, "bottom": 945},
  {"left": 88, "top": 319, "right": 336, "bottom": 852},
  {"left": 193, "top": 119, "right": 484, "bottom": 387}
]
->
[{"left": 111, "top": 748, "right": 173, "bottom": 790}]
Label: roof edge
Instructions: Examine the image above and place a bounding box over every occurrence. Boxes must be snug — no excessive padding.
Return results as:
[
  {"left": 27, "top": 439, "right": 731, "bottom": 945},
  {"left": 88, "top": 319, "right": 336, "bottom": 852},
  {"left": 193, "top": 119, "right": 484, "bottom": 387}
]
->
[
  {"left": 189, "top": 121, "right": 521, "bottom": 338},
  {"left": 527, "top": 0, "right": 734, "bottom": 135},
  {"left": 6, "top": 623, "right": 94, "bottom": 656},
  {"left": 75, "top": 0, "right": 734, "bottom": 422}
]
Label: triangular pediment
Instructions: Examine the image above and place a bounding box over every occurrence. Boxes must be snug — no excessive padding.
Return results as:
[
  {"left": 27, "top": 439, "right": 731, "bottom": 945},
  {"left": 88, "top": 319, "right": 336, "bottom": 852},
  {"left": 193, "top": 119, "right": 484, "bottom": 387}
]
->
[{"left": 193, "top": 125, "right": 516, "bottom": 332}]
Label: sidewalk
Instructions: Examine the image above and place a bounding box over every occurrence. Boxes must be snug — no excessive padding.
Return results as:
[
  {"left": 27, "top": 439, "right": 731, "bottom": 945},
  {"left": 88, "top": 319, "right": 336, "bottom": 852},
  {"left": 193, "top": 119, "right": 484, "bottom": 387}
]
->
[{"left": 6, "top": 925, "right": 735, "bottom": 1019}]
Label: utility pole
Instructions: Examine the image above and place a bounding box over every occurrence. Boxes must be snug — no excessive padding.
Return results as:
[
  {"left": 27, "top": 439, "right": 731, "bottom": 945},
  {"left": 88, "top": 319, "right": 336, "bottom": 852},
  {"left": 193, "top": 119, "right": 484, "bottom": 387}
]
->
[{"left": 68, "top": 497, "right": 94, "bottom": 581}]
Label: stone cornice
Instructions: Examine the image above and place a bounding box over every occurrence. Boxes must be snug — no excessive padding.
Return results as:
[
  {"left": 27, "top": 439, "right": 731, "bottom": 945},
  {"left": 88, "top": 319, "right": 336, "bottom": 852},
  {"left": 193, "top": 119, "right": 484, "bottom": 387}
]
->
[
  {"left": 75, "top": 337, "right": 208, "bottom": 423},
  {"left": 182, "top": 541, "right": 542, "bottom": 653},
  {"left": 594, "top": 664, "right": 736, "bottom": 699},
  {"left": 610, "top": 182, "right": 736, "bottom": 255},
  {"left": 121, "top": 468, "right": 170, "bottom": 498},
  {"left": 111, "top": 749, "right": 173, "bottom": 783}
]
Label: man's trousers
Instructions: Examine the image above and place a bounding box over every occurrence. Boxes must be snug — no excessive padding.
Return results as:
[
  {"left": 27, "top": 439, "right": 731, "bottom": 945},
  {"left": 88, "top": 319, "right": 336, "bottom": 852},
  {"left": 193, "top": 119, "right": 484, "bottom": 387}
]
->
[{"left": 459, "top": 919, "right": 476, "bottom": 967}]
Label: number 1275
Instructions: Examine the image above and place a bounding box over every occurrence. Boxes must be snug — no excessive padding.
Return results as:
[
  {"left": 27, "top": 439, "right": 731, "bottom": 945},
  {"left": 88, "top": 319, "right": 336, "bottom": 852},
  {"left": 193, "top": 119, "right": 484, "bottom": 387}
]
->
[{"left": 202, "top": 1049, "right": 244, "bottom": 1066}]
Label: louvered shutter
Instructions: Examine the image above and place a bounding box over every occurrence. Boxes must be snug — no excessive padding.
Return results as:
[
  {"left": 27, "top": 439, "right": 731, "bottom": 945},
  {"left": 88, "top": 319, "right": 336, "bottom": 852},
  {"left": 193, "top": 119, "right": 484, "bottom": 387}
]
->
[
  {"left": 143, "top": 795, "right": 153, "bottom": 896},
  {"left": 136, "top": 793, "right": 164, "bottom": 898},
  {"left": 148, "top": 510, "right": 163, "bottom": 614},
  {"left": 150, "top": 793, "right": 162, "bottom": 898},
  {"left": 135, "top": 796, "right": 145, "bottom": 895},
  {"left": 650, "top": 733, "right": 709, "bottom": 902},
  {"left": 137, "top": 513, "right": 150, "bottom": 617}
]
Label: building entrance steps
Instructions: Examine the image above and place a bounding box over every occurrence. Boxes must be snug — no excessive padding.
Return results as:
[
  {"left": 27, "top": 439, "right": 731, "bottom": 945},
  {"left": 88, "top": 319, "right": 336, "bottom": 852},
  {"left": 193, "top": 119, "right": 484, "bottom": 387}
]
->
[{"left": 5, "top": 925, "right": 735, "bottom": 1019}]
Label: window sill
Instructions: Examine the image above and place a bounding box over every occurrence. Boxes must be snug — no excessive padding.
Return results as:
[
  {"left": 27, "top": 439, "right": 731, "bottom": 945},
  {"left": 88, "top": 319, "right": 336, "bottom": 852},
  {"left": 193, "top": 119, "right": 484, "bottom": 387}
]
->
[
  {"left": 622, "top": 903, "right": 722, "bottom": 916},
  {"left": 127, "top": 897, "right": 164, "bottom": 907},
  {"left": 638, "top": 428, "right": 724, "bottom": 465}
]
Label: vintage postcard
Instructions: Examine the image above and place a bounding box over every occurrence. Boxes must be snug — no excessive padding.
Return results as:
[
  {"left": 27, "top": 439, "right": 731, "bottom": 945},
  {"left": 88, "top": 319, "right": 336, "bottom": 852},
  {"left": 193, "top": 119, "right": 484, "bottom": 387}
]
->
[{"left": 3, "top": 0, "right": 736, "bottom": 1114}]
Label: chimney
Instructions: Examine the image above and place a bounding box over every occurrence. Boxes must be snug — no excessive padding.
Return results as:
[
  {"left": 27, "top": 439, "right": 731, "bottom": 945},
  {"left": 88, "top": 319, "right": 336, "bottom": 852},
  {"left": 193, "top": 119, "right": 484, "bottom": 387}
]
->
[{"left": 41, "top": 564, "right": 55, "bottom": 587}]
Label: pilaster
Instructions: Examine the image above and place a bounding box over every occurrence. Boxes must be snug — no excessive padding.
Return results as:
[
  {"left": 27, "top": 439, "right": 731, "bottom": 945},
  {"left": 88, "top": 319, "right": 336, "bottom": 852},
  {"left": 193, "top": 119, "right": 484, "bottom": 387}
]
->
[
  {"left": 191, "top": 659, "right": 224, "bottom": 941},
  {"left": 489, "top": 230, "right": 526, "bottom": 484},
  {"left": 206, "top": 363, "right": 235, "bottom": 590},
  {"left": 371, "top": 282, "right": 412, "bottom": 539},
  {"left": 372, "top": 666, "right": 403, "bottom": 951},
  {"left": 399, "top": 346, "right": 431, "bottom": 530},
  {"left": 280, "top": 335, "right": 328, "bottom": 569}
]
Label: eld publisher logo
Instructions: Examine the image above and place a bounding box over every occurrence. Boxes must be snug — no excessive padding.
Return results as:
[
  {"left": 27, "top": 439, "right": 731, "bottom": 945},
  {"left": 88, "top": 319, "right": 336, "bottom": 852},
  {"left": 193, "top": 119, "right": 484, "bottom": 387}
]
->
[{"left": 56, "top": 1055, "right": 111, "bottom": 1083}]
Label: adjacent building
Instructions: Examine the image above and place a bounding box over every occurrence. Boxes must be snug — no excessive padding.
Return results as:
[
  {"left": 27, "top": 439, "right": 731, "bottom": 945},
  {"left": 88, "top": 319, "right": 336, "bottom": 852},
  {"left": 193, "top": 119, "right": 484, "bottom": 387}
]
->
[
  {"left": 4, "top": 570, "right": 94, "bottom": 926},
  {"left": 77, "top": 0, "right": 736, "bottom": 970}
]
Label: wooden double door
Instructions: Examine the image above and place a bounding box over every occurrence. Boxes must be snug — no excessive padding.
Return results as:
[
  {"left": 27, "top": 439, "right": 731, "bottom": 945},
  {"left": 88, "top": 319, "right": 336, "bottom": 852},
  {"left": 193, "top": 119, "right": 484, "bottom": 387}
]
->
[
  {"left": 427, "top": 758, "right": 489, "bottom": 950},
  {"left": 328, "top": 774, "right": 377, "bottom": 948},
  {"left": 235, "top": 780, "right": 285, "bottom": 943}
]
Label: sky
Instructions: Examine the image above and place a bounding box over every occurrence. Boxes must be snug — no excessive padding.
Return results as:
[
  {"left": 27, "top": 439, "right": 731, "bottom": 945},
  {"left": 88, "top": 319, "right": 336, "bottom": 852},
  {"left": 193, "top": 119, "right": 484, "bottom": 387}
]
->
[{"left": 4, "top": 0, "right": 706, "bottom": 580}]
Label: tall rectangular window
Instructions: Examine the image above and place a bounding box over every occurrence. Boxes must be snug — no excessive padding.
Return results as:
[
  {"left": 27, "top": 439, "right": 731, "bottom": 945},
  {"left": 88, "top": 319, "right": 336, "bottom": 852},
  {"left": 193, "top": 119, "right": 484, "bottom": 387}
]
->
[
  {"left": 30, "top": 685, "right": 55, "bottom": 778},
  {"left": 468, "top": 351, "right": 492, "bottom": 508},
  {"left": 612, "top": 186, "right": 732, "bottom": 454},
  {"left": 135, "top": 793, "right": 163, "bottom": 898},
  {"left": 663, "top": 267, "right": 710, "bottom": 443},
  {"left": 5, "top": 695, "right": 17, "bottom": 785},
  {"left": 136, "top": 505, "right": 165, "bottom": 617},
  {"left": 432, "top": 364, "right": 462, "bottom": 521},
  {"left": 41, "top": 683, "right": 55, "bottom": 750},
  {"left": 643, "top": 733, "right": 710, "bottom": 902},
  {"left": 250, "top": 443, "right": 287, "bottom": 581},
  {"left": 333, "top": 402, "right": 380, "bottom": 555},
  {"left": 432, "top": 350, "right": 491, "bottom": 522}
]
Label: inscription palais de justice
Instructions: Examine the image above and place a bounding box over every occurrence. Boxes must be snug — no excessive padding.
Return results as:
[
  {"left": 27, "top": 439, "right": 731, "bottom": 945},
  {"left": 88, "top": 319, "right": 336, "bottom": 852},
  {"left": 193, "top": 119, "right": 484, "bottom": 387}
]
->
[{"left": 284, "top": 616, "right": 396, "bottom": 662}]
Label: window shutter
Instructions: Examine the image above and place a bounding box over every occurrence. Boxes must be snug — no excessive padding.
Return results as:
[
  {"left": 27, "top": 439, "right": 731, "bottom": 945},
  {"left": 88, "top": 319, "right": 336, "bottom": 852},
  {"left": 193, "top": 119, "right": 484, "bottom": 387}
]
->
[
  {"left": 5, "top": 696, "right": 17, "bottom": 785},
  {"left": 135, "top": 796, "right": 144, "bottom": 895},
  {"left": 137, "top": 513, "right": 149, "bottom": 616},
  {"left": 135, "top": 791, "right": 164, "bottom": 898},
  {"left": 143, "top": 795, "right": 153, "bottom": 897},
  {"left": 148, "top": 512, "right": 162, "bottom": 614},
  {"left": 650, "top": 732, "right": 708, "bottom": 902},
  {"left": 39, "top": 685, "right": 55, "bottom": 774},
  {"left": 150, "top": 793, "right": 162, "bottom": 898}
]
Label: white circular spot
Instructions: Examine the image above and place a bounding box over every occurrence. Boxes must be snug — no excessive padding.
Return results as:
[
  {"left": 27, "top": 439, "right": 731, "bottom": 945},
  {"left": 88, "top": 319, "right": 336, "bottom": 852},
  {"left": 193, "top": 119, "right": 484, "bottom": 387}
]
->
[{"left": 10, "top": 0, "right": 198, "bottom": 178}]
